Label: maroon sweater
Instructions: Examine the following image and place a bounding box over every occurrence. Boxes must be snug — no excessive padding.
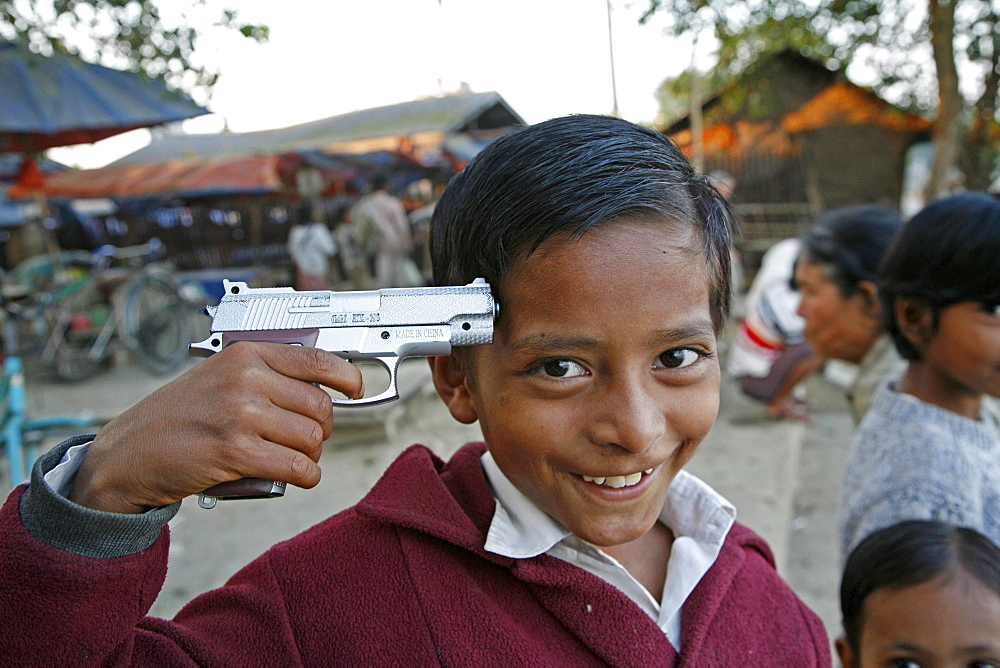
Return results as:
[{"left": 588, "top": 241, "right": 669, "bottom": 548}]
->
[{"left": 0, "top": 442, "right": 830, "bottom": 665}]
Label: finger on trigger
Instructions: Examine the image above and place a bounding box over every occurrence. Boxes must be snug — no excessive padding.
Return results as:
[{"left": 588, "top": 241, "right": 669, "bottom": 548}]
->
[{"left": 263, "top": 343, "right": 364, "bottom": 398}]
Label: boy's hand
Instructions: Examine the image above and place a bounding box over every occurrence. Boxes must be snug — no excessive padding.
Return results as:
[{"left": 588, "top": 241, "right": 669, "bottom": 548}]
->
[{"left": 67, "top": 342, "right": 365, "bottom": 514}]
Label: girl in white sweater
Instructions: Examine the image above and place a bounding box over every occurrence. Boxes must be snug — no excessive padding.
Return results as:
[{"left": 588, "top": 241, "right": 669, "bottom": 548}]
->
[{"left": 838, "top": 192, "right": 1000, "bottom": 560}]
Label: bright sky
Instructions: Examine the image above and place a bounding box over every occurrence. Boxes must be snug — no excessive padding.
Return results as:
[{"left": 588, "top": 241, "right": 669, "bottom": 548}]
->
[{"left": 48, "top": 0, "right": 706, "bottom": 169}]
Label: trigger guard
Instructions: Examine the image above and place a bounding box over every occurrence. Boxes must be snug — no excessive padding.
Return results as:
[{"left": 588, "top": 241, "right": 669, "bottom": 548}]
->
[{"left": 332, "top": 356, "right": 401, "bottom": 407}]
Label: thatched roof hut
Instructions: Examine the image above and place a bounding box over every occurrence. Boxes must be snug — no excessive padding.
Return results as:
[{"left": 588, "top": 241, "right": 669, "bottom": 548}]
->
[{"left": 664, "top": 49, "right": 931, "bottom": 257}]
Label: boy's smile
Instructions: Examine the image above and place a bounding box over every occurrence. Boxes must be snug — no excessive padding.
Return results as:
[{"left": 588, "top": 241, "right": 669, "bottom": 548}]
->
[{"left": 439, "top": 219, "right": 720, "bottom": 550}]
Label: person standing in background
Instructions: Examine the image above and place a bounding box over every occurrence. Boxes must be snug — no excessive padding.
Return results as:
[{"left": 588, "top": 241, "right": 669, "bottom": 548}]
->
[
  {"left": 350, "top": 174, "right": 422, "bottom": 288},
  {"left": 286, "top": 202, "right": 337, "bottom": 291}
]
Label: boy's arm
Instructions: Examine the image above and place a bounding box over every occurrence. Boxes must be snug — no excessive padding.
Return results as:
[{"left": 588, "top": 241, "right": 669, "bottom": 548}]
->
[
  {"left": 1, "top": 467, "right": 301, "bottom": 664},
  {"left": 0, "top": 342, "right": 362, "bottom": 662},
  {"left": 19, "top": 438, "right": 180, "bottom": 557}
]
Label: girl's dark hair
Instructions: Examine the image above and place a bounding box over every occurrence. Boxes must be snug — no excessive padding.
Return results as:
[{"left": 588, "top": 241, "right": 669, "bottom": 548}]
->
[
  {"left": 797, "top": 205, "right": 902, "bottom": 298},
  {"left": 879, "top": 192, "right": 1000, "bottom": 361},
  {"left": 840, "top": 519, "right": 1000, "bottom": 654},
  {"left": 429, "top": 114, "right": 737, "bottom": 328}
]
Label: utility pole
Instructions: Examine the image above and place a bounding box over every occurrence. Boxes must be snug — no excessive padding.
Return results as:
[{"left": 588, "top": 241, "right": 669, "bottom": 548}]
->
[
  {"left": 689, "top": 31, "right": 704, "bottom": 173},
  {"left": 607, "top": 0, "right": 620, "bottom": 117}
]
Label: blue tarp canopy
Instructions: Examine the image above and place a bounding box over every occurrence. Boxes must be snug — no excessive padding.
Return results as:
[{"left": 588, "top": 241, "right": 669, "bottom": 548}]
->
[{"left": 0, "top": 41, "right": 208, "bottom": 152}]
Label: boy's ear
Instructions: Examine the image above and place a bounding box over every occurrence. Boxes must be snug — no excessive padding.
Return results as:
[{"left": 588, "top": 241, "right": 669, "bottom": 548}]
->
[
  {"left": 895, "top": 297, "right": 934, "bottom": 348},
  {"left": 855, "top": 280, "right": 881, "bottom": 318},
  {"left": 834, "top": 637, "right": 855, "bottom": 668},
  {"left": 428, "top": 354, "right": 478, "bottom": 424}
]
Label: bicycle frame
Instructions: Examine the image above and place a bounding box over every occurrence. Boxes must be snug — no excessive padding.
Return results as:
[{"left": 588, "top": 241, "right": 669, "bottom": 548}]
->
[
  {"left": 41, "top": 296, "right": 117, "bottom": 367},
  {"left": 1, "top": 280, "right": 104, "bottom": 487}
]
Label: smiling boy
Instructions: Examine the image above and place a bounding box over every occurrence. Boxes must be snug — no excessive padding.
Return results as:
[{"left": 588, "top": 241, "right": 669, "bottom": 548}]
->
[{"left": 0, "top": 115, "right": 829, "bottom": 664}]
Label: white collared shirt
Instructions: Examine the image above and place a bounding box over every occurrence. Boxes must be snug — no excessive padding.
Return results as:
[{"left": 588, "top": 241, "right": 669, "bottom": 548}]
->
[{"left": 481, "top": 452, "right": 735, "bottom": 650}]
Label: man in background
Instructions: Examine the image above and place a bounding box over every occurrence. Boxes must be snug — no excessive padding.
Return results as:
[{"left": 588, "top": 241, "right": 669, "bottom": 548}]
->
[{"left": 350, "top": 175, "right": 421, "bottom": 288}]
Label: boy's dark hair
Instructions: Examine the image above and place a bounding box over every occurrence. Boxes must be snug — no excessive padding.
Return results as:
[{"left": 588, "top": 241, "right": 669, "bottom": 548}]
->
[
  {"left": 796, "top": 205, "right": 902, "bottom": 298},
  {"left": 879, "top": 192, "right": 1000, "bottom": 361},
  {"left": 429, "top": 114, "right": 737, "bottom": 327},
  {"left": 840, "top": 519, "right": 1000, "bottom": 655}
]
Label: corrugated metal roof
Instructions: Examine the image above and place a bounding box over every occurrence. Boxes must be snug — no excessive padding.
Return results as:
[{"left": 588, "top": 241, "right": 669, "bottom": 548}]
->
[
  {"left": 113, "top": 91, "right": 523, "bottom": 166},
  {"left": 0, "top": 41, "right": 208, "bottom": 152}
]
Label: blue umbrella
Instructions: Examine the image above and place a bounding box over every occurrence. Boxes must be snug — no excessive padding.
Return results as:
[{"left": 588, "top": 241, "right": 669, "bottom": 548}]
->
[{"left": 0, "top": 41, "right": 208, "bottom": 153}]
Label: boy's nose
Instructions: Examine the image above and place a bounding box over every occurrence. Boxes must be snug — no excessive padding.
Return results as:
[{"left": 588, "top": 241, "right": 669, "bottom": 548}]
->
[{"left": 589, "top": 376, "right": 667, "bottom": 455}]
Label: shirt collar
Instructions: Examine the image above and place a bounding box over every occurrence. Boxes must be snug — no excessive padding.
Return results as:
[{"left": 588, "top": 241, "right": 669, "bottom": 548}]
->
[{"left": 481, "top": 451, "right": 572, "bottom": 558}]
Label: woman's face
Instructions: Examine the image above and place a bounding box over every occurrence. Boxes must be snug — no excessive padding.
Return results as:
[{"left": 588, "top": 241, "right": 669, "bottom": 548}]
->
[{"left": 794, "top": 260, "right": 882, "bottom": 365}]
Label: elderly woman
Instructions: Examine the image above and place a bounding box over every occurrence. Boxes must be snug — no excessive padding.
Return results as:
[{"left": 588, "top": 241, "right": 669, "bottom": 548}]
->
[{"left": 793, "top": 205, "right": 903, "bottom": 423}]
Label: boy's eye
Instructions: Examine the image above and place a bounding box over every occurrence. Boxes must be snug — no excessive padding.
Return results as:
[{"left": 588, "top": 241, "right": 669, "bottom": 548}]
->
[
  {"left": 969, "top": 662, "right": 1000, "bottom": 668},
  {"left": 888, "top": 659, "right": 921, "bottom": 668},
  {"left": 654, "top": 348, "right": 702, "bottom": 370},
  {"left": 537, "top": 359, "right": 587, "bottom": 378},
  {"left": 985, "top": 301, "right": 1000, "bottom": 317}
]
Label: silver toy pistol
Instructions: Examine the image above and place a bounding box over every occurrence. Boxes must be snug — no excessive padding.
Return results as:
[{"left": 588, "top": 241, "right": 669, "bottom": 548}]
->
[{"left": 190, "top": 278, "right": 497, "bottom": 508}]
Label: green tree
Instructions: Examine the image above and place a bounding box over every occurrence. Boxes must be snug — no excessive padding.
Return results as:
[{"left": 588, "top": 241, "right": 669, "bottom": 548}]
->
[
  {"left": 0, "top": 0, "right": 268, "bottom": 104},
  {"left": 642, "top": 0, "right": 999, "bottom": 197}
]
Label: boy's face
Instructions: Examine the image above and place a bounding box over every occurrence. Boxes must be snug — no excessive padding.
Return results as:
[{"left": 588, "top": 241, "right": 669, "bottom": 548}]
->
[
  {"left": 794, "top": 260, "right": 881, "bottom": 364},
  {"left": 843, "top": 570, "right": 1000, "bottom": 668},
  {"left": 443, "top": 219, "right": 720, "bottom": 548},
  {"left": 915, "top": 300, "right": 1000, "bottom": 405}
]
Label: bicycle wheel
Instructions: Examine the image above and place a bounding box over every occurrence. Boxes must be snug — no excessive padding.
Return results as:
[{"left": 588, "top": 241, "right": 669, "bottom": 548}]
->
[
  {"left": 45, "top": 284, "right": 112, "bottom": 383},
  {"left": 118, "top": 271, "right": 192, "bottom": 375}
]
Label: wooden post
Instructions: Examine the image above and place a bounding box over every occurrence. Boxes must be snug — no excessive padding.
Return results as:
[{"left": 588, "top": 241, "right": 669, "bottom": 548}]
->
[
  {"left": 250, "top": 200, "right": 263, "bottom": 267},
  {"left": 690, "top": 33, "right": 704, "bottom": 174}
]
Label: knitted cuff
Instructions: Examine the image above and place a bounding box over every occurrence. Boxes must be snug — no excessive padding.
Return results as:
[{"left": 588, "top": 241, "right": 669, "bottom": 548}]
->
[{"left": 19, "top": 436, "right": 180, "bottom": 558}]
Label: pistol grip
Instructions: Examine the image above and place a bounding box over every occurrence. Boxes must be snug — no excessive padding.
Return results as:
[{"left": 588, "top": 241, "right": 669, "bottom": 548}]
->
[{"left": 198, "top": 478, "right": 287, "bottom": 509}]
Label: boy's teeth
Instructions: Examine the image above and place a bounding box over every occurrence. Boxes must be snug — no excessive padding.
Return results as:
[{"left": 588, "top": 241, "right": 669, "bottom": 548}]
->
[{"left": 582, "top": 471, "right": 648, "bottom": 488}]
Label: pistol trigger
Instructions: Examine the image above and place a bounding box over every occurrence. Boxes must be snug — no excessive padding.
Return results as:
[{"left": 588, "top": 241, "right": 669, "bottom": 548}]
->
[{"left": 330, "top": 356, "right": 402, "bottom": 406}]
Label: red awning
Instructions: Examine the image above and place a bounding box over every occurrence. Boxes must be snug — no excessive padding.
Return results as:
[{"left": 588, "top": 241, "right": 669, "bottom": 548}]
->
[{"left": 10, "top": 154, "right": 287, "bottom": 200}]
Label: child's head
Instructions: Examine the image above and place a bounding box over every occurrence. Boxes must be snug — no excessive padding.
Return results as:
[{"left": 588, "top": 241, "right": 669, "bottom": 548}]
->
[
  {"left": 793, "top": 205, "right": 902, "bottom": 364},
  {"left": 838, "top": 520, "right": 1000, "bottom": 668},
  {"left": 430, "top": 114, "right": 736, "bottom": 329},
  {"left": 426, "top": 115, "right": 735, "bottom": 549},
  {"left": 879, "top": 192, "right": 1000, "bottom": 361}
]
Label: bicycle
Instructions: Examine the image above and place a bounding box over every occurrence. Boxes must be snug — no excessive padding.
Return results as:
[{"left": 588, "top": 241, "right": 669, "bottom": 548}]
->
[
  {"left": 36, "top": 241, "right": 196, "bottom": 382},
  {"left": 0, "top": 284, "right": 104, "bottom": 489}
]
